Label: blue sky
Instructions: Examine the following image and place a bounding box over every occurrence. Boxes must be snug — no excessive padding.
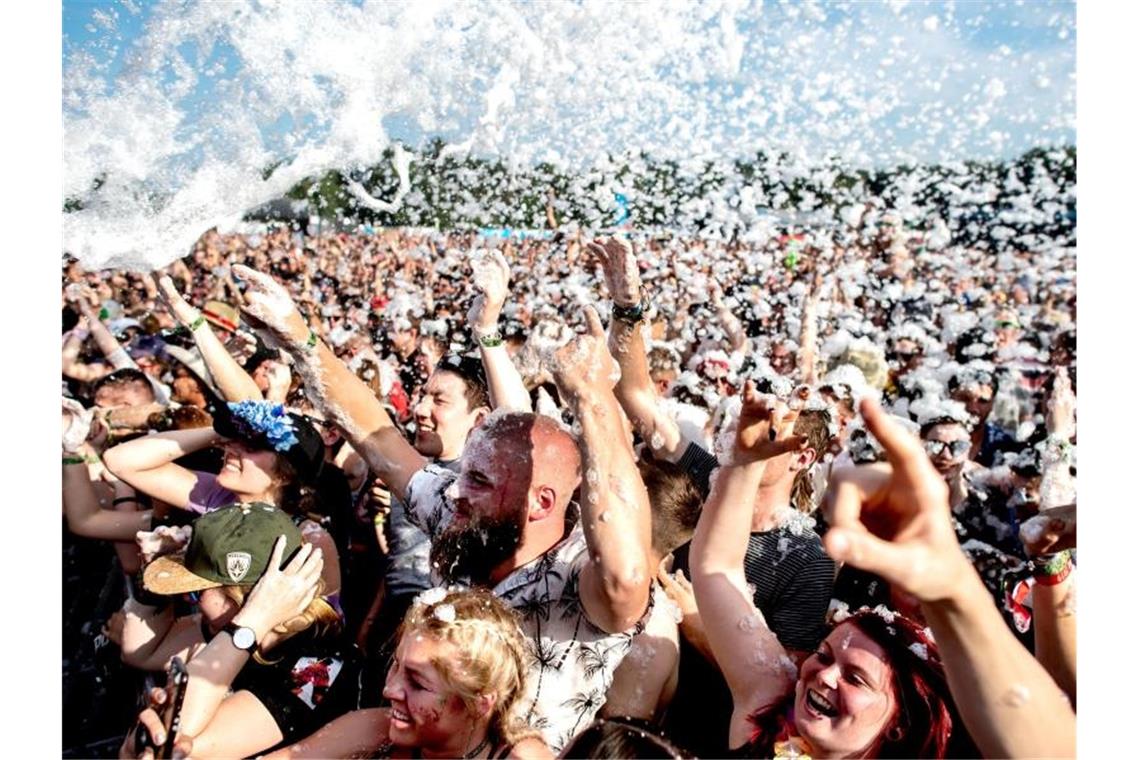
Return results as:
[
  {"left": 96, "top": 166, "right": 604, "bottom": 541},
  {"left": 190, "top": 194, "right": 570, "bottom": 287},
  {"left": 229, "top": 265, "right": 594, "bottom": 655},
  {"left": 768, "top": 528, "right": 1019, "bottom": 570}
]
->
[{"left": 63, "top": 0, "right": 1075, "bottom": 170}]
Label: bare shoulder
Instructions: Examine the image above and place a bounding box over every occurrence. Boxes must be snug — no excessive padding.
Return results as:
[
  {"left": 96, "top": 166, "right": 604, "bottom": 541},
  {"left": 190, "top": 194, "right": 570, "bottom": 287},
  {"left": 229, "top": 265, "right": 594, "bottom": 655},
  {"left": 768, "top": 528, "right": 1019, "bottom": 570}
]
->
[{"left": 507, "top": 736, "right": 555, "bottom": 760}]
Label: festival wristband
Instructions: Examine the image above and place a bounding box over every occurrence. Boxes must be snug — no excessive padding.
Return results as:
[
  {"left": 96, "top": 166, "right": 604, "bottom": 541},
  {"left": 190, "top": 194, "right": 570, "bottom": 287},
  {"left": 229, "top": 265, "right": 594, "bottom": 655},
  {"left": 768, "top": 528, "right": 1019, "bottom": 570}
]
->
[
  {"left": 1032, "top": 550, "right": 1073, "bottom": 586},
  {"left": 63, "top": 455, "right": 93, "bottom": 466},
  {"left": 611, "top": 299, "right": 647, "bottom": 324},
  {"left": 305, "top": 330, "right": 319, "bottom": 350},
  {"left": 188, "top": 314, "right": 206, "bottom": 332},
  {"left": 478, "top": 331, "right": 504, "bottom": 348}
]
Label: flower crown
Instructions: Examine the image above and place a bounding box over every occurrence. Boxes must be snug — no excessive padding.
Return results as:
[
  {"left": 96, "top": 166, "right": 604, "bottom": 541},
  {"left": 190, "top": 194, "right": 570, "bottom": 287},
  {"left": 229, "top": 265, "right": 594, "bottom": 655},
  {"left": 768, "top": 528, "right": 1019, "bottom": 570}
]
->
[{"left": 227, "top": 401, "right": 299, "bottom": 452}]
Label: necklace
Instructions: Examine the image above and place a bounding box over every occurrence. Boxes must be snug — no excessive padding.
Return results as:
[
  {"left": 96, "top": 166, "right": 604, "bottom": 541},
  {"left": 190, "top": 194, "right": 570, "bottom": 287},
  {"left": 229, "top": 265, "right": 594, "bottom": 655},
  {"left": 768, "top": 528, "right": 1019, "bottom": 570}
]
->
[{"left": 461, "top": 734, "right": 492, "bottom": 759}]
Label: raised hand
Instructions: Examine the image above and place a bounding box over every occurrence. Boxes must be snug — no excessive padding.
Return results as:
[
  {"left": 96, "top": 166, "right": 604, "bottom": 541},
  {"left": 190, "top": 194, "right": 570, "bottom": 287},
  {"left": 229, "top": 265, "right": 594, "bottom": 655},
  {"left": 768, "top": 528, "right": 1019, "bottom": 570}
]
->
[
  {"left": 1019, "top": 503, "right": 1076, "bottom": 557},
  {"left": 823, "top": 397, "right": 973, "bottom": 603},
  {"left": 155, "top": 275, "right": 201, "bottom": 328},
  {"left": 231, "top": 265, "right": 311, "bottom": 349},
  {"left": 728, "top": 381, "right": 807, "bottom": 464},
  {"left": 62, "top": 397, "right": 95, "bottom": 454},
  {"left": 263, "top": 361, "right": 293, "bottom": 403},
  {"left": 467, "top": 248, "right": 511, "bottom": 336},
  {"left": 547, "top": 305, "right": 619, "bottom": 401},
  {"left": 1046, "top": 366, "right": 1075, "bottom": 439},
  {"left": 232, "top": 536, "right": 323, "bottom": 637},
  {"left": 586, "top": 237, "right": 641, "bottom": 307},
  {"left": 657, "top": 556, "right": 697, "bottom": 620}
]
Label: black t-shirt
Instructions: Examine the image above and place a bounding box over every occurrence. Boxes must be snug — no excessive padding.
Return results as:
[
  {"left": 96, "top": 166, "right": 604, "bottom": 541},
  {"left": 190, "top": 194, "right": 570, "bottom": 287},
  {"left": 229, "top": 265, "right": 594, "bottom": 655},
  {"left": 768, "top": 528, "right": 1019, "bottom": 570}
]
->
[
  {"left": 663, "top": 444, "right": 835, "bottom": 757},
  {"left": 228, "top": 627, "right": 361, "bottom": 750}
]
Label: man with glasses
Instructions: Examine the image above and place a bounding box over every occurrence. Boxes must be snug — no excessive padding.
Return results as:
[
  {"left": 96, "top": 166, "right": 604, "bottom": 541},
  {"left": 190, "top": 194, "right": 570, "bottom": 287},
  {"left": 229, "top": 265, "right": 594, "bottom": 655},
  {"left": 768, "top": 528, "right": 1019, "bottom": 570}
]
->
[
  {"left": 948, "top": 368, "right": 1017, "bottom": 467},
  {"left": 921, "top": 415, "right": 1030, "bottom": 639}
]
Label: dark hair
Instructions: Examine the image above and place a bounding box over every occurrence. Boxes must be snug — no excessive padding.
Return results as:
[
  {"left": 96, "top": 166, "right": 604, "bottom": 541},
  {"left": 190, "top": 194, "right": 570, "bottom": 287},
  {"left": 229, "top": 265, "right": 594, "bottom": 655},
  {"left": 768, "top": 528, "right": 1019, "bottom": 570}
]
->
[
  {"left": 92, "top": 367, "right": 156, "bottom": 401},
  {"left": 637, "top": 457, "right": 702, "bottom": 558},
  {"left": 560, "top": 716, "right": 689, "bottom": 759},
  {"left": 919, "top": 417, "right": 967, "bottom": 439},
  {"left": 435, "top": 354, "right": 490, "bottom": 411}
]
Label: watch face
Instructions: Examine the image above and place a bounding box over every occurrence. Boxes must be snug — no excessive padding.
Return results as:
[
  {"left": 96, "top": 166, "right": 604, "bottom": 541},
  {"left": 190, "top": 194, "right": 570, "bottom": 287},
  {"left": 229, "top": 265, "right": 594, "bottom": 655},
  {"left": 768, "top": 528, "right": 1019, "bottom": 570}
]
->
[{"left": 231, "top": 626, "right": 256, "bottom": 650}]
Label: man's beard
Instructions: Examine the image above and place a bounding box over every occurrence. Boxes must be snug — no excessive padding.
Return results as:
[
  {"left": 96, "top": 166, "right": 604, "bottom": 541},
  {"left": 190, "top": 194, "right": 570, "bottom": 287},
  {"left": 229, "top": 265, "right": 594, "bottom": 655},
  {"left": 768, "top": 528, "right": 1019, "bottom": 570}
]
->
[{"left": 430, "top": 510, "right": 526, "bottom": 586}]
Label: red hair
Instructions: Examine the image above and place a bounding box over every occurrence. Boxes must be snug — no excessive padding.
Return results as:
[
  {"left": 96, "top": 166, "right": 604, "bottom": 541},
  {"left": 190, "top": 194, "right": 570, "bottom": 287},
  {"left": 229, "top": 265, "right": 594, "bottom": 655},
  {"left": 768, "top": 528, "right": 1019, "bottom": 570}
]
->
[
  {"left": 841, "top": 610, "right": 956, "bottom": 759},
  {"left": 744, "top": 609, "right": 959, "bottom": 758}
]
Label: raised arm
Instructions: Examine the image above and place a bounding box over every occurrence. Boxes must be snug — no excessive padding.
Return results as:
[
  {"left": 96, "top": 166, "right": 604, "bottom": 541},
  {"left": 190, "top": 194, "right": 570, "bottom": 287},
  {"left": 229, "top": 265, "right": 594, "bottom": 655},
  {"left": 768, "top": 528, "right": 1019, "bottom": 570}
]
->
[
  {"left": 711, "top": 283, "right": 747, "bottom": 354},
  {"left": 797, "top": 279, "right": 822, "bottom": 386},
  {"left": 233, "top": 265, "right": 426, "bottom": 502},
  {"left": 823, "top": 398, "right": 1076, "bottom": 759},
  {"left": 689, "top": 385, "right": 807, "bottom": 748},
  {"left": 61, "top": 316, "right": 114, "bottom": 383},
  {"left": 550, "top": 305, "right": 653, "bottom": 634},
  {"left": 156, "top": 274, "right": 263, "bottom": 402},
  {"left": 62, "top": 400, "right": 152, "bottom": 540},
  {"left": 102, "top": 428, "right": 222, "bottom": 509},
  {"left": 67, "top": 284, "right": 139, "bottom": 371},
  {"left": 468, "top": 249, "right": 531, "bottom": 412},
  {"left": 588, "top": 239, "right": 684, "bottom": 462}
]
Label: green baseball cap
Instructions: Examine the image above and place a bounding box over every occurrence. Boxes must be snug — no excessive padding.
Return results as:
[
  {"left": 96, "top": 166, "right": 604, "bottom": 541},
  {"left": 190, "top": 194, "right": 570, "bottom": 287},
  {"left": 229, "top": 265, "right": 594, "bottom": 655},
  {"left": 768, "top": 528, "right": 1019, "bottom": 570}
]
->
[{"left": 143, "top": 502, "right": 303, "bottom": 595}]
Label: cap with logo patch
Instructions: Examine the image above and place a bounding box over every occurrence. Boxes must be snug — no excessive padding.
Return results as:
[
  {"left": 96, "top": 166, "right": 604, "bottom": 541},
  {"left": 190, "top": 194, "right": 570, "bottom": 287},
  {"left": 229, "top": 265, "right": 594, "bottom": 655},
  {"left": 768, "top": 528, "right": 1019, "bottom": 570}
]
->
[{"left": 143, "top": 502, "right": 303, "bottom": 595}]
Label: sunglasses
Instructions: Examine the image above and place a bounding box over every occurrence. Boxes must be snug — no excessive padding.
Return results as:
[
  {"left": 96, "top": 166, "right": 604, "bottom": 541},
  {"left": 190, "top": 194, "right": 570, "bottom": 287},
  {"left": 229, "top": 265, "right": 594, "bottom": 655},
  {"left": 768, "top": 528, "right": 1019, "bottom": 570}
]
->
[{"left": 923, "top": 439, "right": 971, "bottom": 458}]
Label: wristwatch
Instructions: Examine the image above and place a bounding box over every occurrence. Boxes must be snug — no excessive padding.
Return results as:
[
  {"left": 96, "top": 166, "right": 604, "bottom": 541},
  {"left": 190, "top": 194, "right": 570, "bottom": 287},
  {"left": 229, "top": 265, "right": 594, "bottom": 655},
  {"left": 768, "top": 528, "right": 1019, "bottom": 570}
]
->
[{"left": 223, "top": 622, "right": 258, "bottom": 652}]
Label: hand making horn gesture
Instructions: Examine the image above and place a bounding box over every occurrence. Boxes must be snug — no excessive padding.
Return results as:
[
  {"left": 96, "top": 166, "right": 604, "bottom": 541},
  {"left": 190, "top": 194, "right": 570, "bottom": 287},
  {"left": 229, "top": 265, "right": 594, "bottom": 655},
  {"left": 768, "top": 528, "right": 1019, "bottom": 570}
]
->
[{"left": 823, "top": 397, "right": 974, "bottom": 603}]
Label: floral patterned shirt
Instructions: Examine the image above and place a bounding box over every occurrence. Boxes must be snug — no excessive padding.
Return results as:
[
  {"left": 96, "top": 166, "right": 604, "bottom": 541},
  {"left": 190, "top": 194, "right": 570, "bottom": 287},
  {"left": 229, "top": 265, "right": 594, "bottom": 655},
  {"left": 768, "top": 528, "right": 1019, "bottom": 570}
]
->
[{"left": 405, "top": 464, "right": 649, "bottom": 751}]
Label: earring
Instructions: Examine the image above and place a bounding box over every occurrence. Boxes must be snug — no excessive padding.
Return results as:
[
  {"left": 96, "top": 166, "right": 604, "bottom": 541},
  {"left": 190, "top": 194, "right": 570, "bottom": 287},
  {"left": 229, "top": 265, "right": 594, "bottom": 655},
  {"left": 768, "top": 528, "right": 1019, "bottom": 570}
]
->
[{"left": 886, "top": 725, "right": 904, "bottom": 743}]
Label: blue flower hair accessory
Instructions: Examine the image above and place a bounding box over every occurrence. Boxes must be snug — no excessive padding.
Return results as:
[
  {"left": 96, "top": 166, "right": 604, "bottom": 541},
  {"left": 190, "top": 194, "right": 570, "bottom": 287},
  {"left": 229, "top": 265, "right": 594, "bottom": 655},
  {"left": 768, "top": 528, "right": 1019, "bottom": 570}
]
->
[{"left": 226, "top": 401, "right": 299, "bottom": 452}]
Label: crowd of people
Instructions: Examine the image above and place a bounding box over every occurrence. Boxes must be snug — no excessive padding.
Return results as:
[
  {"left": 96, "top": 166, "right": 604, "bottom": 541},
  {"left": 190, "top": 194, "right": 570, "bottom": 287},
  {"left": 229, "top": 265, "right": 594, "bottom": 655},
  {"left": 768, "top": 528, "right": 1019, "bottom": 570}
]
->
[{"left": 61, "top": 210, "right": 1076, "bottom": 758}]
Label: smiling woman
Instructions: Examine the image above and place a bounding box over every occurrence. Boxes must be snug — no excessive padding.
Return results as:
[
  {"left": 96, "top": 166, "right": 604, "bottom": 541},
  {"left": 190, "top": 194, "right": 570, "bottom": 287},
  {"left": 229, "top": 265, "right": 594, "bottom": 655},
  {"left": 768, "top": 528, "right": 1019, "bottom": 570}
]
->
[
  {"left": 102, "top": 399, "right": 343, "bottom": 596},
  {"left": 738, "top": 610, "right": 956, "bottom": 759},
  {"left": 262, "top": 588, "right": 553, "bottom": 759}
]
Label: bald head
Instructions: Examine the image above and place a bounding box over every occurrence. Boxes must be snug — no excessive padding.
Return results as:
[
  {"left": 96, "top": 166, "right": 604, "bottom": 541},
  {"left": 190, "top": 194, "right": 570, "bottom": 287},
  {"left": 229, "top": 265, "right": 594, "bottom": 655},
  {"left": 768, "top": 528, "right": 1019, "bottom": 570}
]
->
[{"left": 475, "top": 412, "right": 582, "bottom": 512}]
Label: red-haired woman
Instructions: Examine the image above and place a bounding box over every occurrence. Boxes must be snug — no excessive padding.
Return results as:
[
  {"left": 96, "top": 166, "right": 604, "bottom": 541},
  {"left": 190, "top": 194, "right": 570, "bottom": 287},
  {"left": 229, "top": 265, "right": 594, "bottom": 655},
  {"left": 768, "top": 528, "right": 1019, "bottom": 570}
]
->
[{"left": 690, "top": 386, "right": 957, "bottom": 758}]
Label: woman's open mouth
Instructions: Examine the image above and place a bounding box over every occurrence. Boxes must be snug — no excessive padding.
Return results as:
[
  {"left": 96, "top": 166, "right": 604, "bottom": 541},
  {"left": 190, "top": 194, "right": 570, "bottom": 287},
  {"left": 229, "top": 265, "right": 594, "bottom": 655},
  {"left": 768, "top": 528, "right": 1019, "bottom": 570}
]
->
[{"left": 805, "top": 688, "right": 839, "bottom": 718}]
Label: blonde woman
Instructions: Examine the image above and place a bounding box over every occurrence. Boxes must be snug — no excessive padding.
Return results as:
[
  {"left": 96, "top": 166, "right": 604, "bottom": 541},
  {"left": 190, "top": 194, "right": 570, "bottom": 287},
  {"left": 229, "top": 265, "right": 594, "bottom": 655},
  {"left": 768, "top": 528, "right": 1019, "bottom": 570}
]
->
[{"left": 263, "top": 588, "right": 553, "bottom": 759}]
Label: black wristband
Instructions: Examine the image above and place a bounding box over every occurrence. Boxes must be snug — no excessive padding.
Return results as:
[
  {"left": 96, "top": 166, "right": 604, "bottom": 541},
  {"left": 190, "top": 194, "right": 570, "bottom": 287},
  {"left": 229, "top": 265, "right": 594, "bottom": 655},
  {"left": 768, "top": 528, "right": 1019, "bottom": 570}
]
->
[
  {"left": 113, "top": 495, "right": 151, "bottom": 507},
  {"left": 611, "top": 299, "right": 647, "bottom": 323}
]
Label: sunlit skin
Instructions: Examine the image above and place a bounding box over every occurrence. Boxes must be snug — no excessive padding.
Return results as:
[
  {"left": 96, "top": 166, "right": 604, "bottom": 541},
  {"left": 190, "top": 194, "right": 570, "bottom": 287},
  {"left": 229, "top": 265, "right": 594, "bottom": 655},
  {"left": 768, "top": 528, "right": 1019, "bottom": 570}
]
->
[
  {"left": 215, "top": 441, "right": 281, "bottom": 502},
  {"left": 94, "top": 381, "right": 154, "bottom": 409},
  {"left": 197, "top": 587, "right": 241, "bottom": 635},
  {"left": 383, "top": 633, "right": 491, "bottom": 758},
  {"left": 446, "top": 418, "right": 581, "bottom": 583},
  {"left": 413, "top": 370, "right": 487, "bottom": 461},
  {"left": 792, "top": 623, "right": 898, "bottom": 757}
]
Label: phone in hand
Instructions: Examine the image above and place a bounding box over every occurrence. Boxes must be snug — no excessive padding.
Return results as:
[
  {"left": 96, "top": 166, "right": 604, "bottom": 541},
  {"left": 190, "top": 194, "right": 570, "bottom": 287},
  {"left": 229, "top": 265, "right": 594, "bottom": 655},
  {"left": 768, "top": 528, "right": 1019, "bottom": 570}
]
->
[{"left": 134, "top": 657, "right": 189, "bottom": 759}]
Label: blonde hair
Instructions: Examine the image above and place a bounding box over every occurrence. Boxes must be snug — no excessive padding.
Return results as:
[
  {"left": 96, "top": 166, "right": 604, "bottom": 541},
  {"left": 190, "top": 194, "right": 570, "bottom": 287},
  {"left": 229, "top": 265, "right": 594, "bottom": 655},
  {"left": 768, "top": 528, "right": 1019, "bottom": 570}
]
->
[
  {"left": 790, "top": 408, "right": 833, "bottom": 513},
  {"left": 399, "top": 588, "right": 540, "bottom": 749}
]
